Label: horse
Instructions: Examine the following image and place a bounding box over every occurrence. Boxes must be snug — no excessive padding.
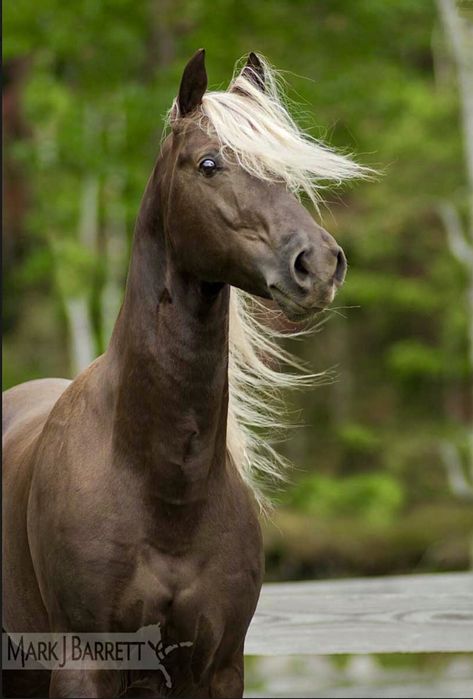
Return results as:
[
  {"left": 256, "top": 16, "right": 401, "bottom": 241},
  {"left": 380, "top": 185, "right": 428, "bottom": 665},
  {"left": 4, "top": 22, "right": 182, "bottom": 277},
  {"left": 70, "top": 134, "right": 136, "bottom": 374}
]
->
[{"left": 3, "top": 50, "right": 366, "bottom": 697}]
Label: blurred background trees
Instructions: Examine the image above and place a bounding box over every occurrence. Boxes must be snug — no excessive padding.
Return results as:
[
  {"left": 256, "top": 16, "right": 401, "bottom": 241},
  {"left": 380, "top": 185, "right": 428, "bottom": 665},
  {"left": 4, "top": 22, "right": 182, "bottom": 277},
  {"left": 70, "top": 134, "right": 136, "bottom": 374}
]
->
[{"left": 3, "top": 0, "right": 473, "bottom": 578}]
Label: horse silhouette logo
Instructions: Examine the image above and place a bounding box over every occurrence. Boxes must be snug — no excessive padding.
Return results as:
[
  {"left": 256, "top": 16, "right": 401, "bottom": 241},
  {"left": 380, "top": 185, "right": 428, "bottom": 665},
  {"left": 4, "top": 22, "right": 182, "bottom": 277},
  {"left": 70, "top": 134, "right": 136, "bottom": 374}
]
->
[{"left": 137, "top": 624, "right": 193, "bottom": 689}]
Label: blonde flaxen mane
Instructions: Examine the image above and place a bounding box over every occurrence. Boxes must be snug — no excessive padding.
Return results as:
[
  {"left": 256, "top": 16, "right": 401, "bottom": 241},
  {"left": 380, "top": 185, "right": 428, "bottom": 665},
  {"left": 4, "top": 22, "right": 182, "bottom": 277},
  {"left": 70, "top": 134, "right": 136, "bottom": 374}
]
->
[{"left": 169, "top": 55, "right": 369, "bottom": 509}]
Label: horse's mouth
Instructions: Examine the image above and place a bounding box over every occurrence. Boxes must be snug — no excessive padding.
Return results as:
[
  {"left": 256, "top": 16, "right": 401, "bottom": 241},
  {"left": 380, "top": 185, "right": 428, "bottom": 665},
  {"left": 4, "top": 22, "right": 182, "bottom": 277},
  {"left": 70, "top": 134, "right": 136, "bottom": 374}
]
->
[{"left": 269, "top": 286, "right": 324, "bottom": 321}]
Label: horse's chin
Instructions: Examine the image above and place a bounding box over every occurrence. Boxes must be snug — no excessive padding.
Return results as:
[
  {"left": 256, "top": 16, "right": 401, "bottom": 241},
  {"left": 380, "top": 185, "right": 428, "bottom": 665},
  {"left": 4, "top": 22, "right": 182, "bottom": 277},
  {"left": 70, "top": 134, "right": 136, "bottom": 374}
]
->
[
  {"left": 279, "top": 305, "right": 323, "bottom": 323},
  {"left": 269, "top": 287, "right": 323, "bottom": 322}
]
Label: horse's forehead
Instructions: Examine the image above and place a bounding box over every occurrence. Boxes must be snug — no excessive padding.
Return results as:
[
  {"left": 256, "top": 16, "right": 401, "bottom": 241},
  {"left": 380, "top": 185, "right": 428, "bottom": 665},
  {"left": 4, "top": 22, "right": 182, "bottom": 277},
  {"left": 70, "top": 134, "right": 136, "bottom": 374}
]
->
[{"left": 178, "top": 122, "right": 219, "bottom": 153}]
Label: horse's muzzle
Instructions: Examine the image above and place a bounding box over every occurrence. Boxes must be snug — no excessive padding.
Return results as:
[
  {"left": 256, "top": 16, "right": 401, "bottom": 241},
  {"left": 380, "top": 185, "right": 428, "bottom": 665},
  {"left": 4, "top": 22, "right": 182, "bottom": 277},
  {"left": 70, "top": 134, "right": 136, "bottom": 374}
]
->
[{"left": 267, "top": 233, "right": 347, "bottom": 320}]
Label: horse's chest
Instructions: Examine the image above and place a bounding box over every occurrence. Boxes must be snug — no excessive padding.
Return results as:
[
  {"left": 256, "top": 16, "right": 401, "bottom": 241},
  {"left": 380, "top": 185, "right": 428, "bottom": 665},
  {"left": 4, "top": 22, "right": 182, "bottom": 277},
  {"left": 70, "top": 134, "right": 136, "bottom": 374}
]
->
[
  {"left": 128, "top": 531, "right": 260, "bottom": 622},
  {"left": 119, "top": 512, "right": 263, "bottom": 661}
]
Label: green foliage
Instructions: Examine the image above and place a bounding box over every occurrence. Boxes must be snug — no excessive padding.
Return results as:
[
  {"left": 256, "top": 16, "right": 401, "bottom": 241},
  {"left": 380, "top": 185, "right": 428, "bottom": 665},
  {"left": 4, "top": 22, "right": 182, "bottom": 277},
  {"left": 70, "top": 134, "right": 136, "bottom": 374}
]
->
[
  {"left": 53, "top": 239, "right": 97, "bottom": 298},
  {"left": 344, "top": 272, "right": 442, "bottom": 313},
  {"left": 389, "top": 341, "right": 443, "bottom": 379},
  {"left": 285, "top": 472, "right": 405, "bottom": 525},
  {"left": 337, "top": 422, "right": 381, "bottom": 455},
  {"left": 3, "top": 0, "right": 472, "bottom": 575}
]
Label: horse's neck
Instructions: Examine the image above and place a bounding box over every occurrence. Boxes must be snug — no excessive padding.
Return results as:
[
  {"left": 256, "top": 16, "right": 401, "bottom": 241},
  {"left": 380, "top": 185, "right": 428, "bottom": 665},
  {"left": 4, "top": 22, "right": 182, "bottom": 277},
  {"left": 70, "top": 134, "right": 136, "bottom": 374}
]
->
[{"left": 106, "top": 165, "right": 230, "bottom": 503}]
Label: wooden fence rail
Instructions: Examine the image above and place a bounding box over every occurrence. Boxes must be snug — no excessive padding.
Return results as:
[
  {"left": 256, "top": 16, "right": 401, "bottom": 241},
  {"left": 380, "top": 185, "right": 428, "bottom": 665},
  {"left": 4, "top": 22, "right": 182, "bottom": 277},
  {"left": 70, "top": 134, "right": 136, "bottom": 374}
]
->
[{"left": 245, "top": 572, "right": 473, "bottom": 655}]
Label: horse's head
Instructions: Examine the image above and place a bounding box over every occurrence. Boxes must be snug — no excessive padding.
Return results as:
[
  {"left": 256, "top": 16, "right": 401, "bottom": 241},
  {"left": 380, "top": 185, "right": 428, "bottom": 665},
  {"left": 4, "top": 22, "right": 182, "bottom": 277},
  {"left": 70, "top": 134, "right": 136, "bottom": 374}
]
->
[{"left": 160, "top": 50, "right": 364, "bottom": 320}]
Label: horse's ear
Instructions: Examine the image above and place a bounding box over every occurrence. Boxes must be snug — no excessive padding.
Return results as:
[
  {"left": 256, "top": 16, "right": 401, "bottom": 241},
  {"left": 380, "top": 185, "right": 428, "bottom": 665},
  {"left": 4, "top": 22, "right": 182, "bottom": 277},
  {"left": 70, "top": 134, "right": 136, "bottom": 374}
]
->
[
  {"left": 240, "top": 52, "right": 265, "bottom": 91},
  {"left": 176, "top": 49, "right": 208, "bottom": 118}
]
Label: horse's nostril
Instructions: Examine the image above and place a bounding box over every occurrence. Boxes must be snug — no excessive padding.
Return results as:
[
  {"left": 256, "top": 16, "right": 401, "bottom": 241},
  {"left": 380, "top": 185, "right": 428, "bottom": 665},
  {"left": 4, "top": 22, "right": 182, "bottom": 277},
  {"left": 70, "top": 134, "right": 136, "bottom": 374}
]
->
[
  {"left": 335, "top": 247, "right": 347, "bottom": 283},
  {"left": 294, "top": 250, "right": 309, "bottom": 277}
]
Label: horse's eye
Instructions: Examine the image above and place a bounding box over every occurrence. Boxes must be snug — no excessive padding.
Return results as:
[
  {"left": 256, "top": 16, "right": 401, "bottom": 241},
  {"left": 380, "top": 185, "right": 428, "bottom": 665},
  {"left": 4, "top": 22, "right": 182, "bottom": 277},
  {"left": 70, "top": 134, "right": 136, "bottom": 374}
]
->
[{"left": 199, "top": 158, "right": 217, "bottom": 176}]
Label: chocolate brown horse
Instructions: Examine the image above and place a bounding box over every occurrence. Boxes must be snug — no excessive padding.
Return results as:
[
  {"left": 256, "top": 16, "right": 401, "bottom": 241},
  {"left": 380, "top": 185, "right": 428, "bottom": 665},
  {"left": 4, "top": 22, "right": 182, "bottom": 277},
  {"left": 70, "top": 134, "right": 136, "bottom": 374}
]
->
[{"left": 3, "top": 51, "right": 364, "bottom": 697}]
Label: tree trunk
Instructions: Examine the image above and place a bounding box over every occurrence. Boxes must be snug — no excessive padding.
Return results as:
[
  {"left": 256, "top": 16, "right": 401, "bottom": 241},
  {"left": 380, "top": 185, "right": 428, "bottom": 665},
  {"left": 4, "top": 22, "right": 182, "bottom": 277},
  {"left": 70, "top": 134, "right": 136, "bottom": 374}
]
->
[
  {"left": 63, "top": 106, "right": 100, "bottom": 375},
  {"left": 436, "top": 0, "right": 473, "bottom": 549}
]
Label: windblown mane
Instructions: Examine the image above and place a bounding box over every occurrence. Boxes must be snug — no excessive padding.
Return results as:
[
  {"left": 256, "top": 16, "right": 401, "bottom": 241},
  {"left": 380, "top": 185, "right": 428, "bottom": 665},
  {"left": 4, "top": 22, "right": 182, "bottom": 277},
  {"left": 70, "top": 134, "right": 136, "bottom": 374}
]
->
[{"left": 168, "top": 55, "right": 369, "bottom": 509}]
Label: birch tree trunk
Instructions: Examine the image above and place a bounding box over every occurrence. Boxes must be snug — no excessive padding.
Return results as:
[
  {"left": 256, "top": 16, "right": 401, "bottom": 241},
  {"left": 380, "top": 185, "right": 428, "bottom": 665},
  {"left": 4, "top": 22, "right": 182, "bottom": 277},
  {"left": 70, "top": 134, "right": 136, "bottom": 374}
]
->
[
  {"left": 62, "top": 106, "right": 100, "bottom": 375},
  {"left": 101, "top": 109, "right": 127, "bottom": 344},
  {"left": 64, "top": 170, "right": 98, "bottom": 374},
  {"left": 436, "top": 0, "right": 473, "bottom": 509}
]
